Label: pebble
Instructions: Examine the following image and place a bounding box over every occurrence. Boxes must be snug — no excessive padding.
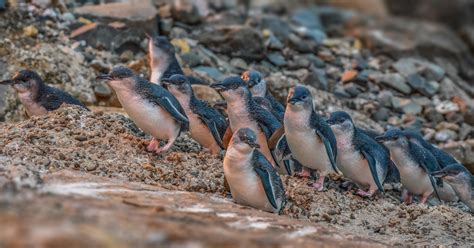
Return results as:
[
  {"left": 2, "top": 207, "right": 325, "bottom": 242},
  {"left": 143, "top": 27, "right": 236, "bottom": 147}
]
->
[
  {"left": 406, "top": 73, "right": 438, "bottom": 96},
  {"left": 341, "top": 70, "right": 358, "bottom": 83},
  {"left": 377, "top": 73, "right": 412, "bottom": 95},
  {"left": 435, "top": 101, "right": 460, "bottom": 114},
  {"left": 23, "top": 25, "right": 39, "bottom": 37},
  {"left": 267, "top": 52, "right": 287, "bottom": 67},
  {"left": 229, "top": 58, "right": 248, "bottom": 70},
  {"left": 435, "top": 129, "right": 458, "bottom": 142}
]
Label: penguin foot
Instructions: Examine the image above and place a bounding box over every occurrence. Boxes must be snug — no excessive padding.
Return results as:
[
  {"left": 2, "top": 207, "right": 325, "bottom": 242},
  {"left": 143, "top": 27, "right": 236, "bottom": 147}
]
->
[
  {"left": 420, "top": 194, "right": 431, "bottom": 204},
  {"left": 401, "top": 190, "right": 413, "bottom": 204},
  {"left": 156, "top": 138, "right": 176, "bottom": 154},
  {"left": 147, "top": 138, "right": 160, "bottom": 152},
  {"left": 296, "top": 168, "right": 311, "bottom": 178},
  {"left": 356, "top": 189, "right": 376, "bottom": 198},
  {"left": 312, "top": 176, "right": 326, "bottom": 191}
]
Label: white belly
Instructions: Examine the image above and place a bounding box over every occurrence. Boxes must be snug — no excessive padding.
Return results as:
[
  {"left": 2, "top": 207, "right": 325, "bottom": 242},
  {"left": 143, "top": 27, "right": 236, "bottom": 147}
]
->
[
  {"left": 285, "top": 128, "right": 332, "bottom": 175},
  {"left": 337, "top": 149, "right": 375, "bottom": 189},
  {"left": 117, "top": 92, "right": 179, "bottom": 140},
  {"left": 18, "top": 92, "right": 49, "bottom": 117},
  {"left": 223, "top": 149, "right": 274, "bottom": 212},
  {"left": 391, "top": 150, "right": 433, "bottom": 196}
]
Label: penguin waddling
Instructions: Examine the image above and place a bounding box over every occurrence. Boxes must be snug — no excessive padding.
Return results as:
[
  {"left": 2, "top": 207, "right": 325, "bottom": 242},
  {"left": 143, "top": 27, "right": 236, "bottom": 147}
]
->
[
  {"left": 148, "top": 35, "right": 184, "bottom": 85},
  {"left": 283, "top": 86, "right": 338, "bottom": 191},
  {"left": 97, "top": 66, "right": 188, "bottom": 154},
  {"left": 1, "top": 70, "right": 88, "bottom": 117},
  {"left": 376, "top": 129, "right": 442, "bottom": 204},
  {"left": 224, "top": 128, "right": 286, "bottom": 213},
  {"left": 327, "top": 111, "right": 392, "bottom": 197},
  {"left": 162, "top": 74, "right": 227, "bottom": 155}
]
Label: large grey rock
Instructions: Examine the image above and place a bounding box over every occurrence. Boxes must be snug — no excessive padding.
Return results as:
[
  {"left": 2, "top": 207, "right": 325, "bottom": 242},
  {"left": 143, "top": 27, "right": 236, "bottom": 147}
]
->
[
  {"left": 72, "top": 1, "right": 158, "bottom": 53},
  {"left": 375, "top": 73, "right": 412, "bottom": 95}
]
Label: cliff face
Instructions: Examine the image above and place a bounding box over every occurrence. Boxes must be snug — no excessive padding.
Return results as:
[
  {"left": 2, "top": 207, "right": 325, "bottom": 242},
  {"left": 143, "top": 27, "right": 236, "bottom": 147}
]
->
[{"left": 0, "top": 106, "right": 472, "bottom": 246}]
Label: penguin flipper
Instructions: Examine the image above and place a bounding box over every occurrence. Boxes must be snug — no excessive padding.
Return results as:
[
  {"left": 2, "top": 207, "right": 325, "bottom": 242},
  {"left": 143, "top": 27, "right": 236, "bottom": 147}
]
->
[
  {"left": 408, "top": 142, "right": 442, "bottom": 200},
  {"left": 222, "top": 127, "right": 233, "bottom": 149},
  {"left": 156, "top": 96, "right": 189, "bottom": 125},
  {"left": 250, "top": 102, "right": 282, "bottom": 136},
  {"left": 192, "top": 99, "right": 228, "bottom": 149},
  {"left": 360, "top": 149, "right": 385, "bottom": 192},
  {"left": 268, "top": 126, "right": 285, "bottom": 150},
  {"left": 252, "top": 150, "right": 286, "bottom": 211},
  {"left": 315, "top": 129, "right": 338, "bottom": 173}
]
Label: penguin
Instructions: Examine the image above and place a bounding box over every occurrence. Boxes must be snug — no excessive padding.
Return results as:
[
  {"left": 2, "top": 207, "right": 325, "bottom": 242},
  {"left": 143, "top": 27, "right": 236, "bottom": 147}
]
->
[
  {"left": 210, "top": 76, "right": 281, "bottom": 166},
  {"left": 376, "top": 129, "right": 442, "bottom": 204},
  {"left": 147, "top": 35, "right": 184, "bottom": 85},
  {"left": 162, "top": 74, "right": 227, "bottom": 155},
  {"left": 432, "top": 163, "right": 474, "bottom": 211},
  {"left": 1, "top": 70, "right": 88, "bottom": 117},
  {"left": 241, "top": 70, "right": 285, "bottom": 121},
  {"left": 96, "top": 66, "right": 188, "bottom": 153},
  {"left": 224, "top": 128, "right": 286, "bottom": 213},
  {"left": 404, "top": 130, "right": 458, "bottom": 168},
  {"left": 283, "top": 86, "right": 338, "bottom": 191},
  {"left": 327, "top": 111, "right": 392, "bottom": 197}
]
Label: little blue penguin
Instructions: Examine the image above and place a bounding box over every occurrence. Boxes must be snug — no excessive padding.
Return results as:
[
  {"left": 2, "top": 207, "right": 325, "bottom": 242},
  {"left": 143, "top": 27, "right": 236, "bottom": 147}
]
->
[
  {"left": 162, "top": 74, "right": 227, "bottom": 155},
  {"left": 284, "top": 86, "right": 338, "bottom": 191},
  {"left": 148, "top": 35, "right": 184, "bottom": 85},
  {"left": 327, "top": 111, "right": 391, "bottom": 197},
  {"left": 404, "top": 131, "right": 459, "bottom": 202},
  {"left": 210, "top": 76, "right": 281, "bottom": 166},
  {"left": 432, "top": 163, "right": 474, "bottom": 211},
  {"left": 376, "top": 129, "right": 441, "bottom": 204},
  {"left": 97, "top": 66, "right": 189, "bottom": 153},
  {"left": 1, "top": 70, "right": 88, "bottom": 117},
  {"left": 224, "top": 128, "right": 286, "bottom": 214},
  {"left": 241, "top": 70, "right": 285, "bottom": 121}
]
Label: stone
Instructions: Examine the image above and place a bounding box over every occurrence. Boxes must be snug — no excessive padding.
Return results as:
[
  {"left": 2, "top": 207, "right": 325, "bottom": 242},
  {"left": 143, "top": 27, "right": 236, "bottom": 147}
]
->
[
  {"left": 23, "top": 25, "right": 38, "bottom": 37},
  {"left": 197, "top": 26, "right": 264, "bottom": 60},
  {"left": 436, "top": 101, "right": 460, "bottom": 114},
  {"left": 0, "top": 0, "right": 5, "bottom": 10},
  {"left": 435, "top": 129, "right": 458, "bottom": 142},
  {"left": 171, "top": 0, "right": 203, "bottom": 25},
  {"left": 288, "top": 34, "right": 316, "bottom": 53},
  {"left": 193, "top": 66, "right": 226, "bottom": 82},
  {"left": 376, "top": 73, "right": 412, "bottom": 95},
  {"left": 406, "top": 73, "right": 438, "bottom": 96},
  {"left": 229, "top": 58, "right": 248, "bottom": 70},
  {"left": 372, "top": 107, "right": 391, "bottom": 121},
  {"left": 260, "top": 16, "right": 292, "bottom": 43},
  {"left": 343, "top": 83, "right": 364, "bottom": 98},
  {"left": 377, "top": 90, "right": 393, "bottom": 107},
  {"left": 341, "top": 70, "right": 358, "bottom": 83},
  {"left": 94, "top": 81, "right": 113, "bottom": 98},
  {"left": 159, "top": 18, "right": 174, "bottom": 35},
  {"left": 303, "top": 68, "right": 328, "bottom": 91},
  {"left": 265, "top": 33, "right": 284, "bottom": 50},
  {"left": 267, "top": 52, "right": 286, "bottom": 67},
  {"left": 192, "top": 85, "right": 222, "bottom": 103},
  {"left": 72, "top": 1, "right": 158, "bottom": 53},
  {"left": 402, "top": 101, "right": 422, "bottom": 115}
]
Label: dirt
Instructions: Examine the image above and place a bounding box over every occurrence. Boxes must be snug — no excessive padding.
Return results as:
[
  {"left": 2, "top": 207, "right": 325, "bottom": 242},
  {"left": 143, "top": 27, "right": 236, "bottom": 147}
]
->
[{"left": 1, "top": 106, "right": 472, "bottom": 246}]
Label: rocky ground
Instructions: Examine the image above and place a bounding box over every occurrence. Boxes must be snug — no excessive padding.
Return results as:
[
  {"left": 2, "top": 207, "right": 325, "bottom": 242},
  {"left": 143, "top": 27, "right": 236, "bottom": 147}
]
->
[{"left": 0, "top": 0, "right": 473, "bottom": 247}]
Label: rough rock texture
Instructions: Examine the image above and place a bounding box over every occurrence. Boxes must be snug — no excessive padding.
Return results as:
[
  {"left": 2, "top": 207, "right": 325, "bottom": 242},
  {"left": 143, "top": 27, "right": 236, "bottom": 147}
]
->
[{"left": 1, "top": 106, "right": 472, "bottom": 246}]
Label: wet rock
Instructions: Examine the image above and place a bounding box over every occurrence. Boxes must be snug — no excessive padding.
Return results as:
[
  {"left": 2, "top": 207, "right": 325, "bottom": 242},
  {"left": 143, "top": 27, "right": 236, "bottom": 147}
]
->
[
  {"left": 376, "top": 73, "right": 412, "bottom": 95},
  {"left": 198, "top": 26, "right": 264, "bottom": 61},
  {"left": 288, "top": 33, "right": 316, "bottom": 53},
  {"left": 302, "top": 68, "right": 328, "bottom": 91},
  {"left": 372, "top": 107, "right": 391, "bottom": 121},
  {"left": 435, "top": 101, "right": 460, "bottom": 114},
  {"left": 265, "top": 33, "right": 284, "bottom": 50},
  {"left": 391, "top": 97, "right": 422, "bottom": 114},
  {"left": 267, "top": 52, "right": 286, "bottom": 67},
  {"left": 392, "top": 58, "right": 445, "bottom": 82},
  {"left": 72, "top": 1, "right": 158, "bottom": 53},
  {"left": 260, "top": 16, "right": 292, "bottom": 43},
  {"left": 159, "top": 18, "right": 174, "bottom": 35},
  {"left": 94, "top": 81, "right": 113, "bottom": 98},
  {"left": 343, "top": 83, "right": 364, "bottom": 97},
  {"left": 291, "top": 8, "right": 326, "bottom": 44},
  {"left": 171, "top": 0, "right": 204, "bottom": 25},
  {"left": 406, "top": 73, "right": 438, "bottom": 96},
  {"left": 377, "top": 90, "right": 393, "bottom": 107},
  {"left": 229, "top": 58, "right": 248, "bottom": 70},
  {"left": 341, "top": 70, "right": 358, "bottom": 83}
]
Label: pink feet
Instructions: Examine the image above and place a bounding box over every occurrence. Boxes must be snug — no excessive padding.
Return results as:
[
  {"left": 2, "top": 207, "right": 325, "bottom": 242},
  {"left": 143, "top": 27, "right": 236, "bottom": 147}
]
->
[
  {"left": 296, "top": 167, "right": 311, "bottom": 178},
  {"left": 312, "top": 176, "right": 326, "bottom": 191},
  {"left": 147, "top": 138, "right": 160, "bottom": 152},
  {"left": 401, "top": 189, "right": 413, "bottom": 204},
  {"left": 146, "top": 137, "right": 176, "bottom": 154},
  {"left": 356, "top": 188, "right": 376, "bottom": 198}
]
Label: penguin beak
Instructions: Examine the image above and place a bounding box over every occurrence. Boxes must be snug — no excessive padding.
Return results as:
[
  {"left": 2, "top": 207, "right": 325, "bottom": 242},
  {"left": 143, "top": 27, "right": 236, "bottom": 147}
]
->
[
  {"left": 210, "top": 82, "right": 227, "bottom": 91},
  {"left": 431, "top": 170, "right": 448, "bottom": 178},
  {"left": 241, "top": 137, "right": 260, "bottom": 149},
  {"left": 96, "top": 74, "right": 112, "bottom": 80},
  {"left": 287, "top": 97, "right": 299, "bottom": 105},
  {"left": 161, "top": 78, "right": 171, "bottom": 85},
  {"left": 0, "top": 79, "right": 16, "bottom": 85}
]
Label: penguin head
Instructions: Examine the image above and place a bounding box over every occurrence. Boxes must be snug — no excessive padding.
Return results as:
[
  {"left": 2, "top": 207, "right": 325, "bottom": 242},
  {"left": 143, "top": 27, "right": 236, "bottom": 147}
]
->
[
  {"left": 96, "top": 66, "right": 135, "bottom": 88},
  {"left": 287, "top": 86, "right": 312, "bottom": 110},
  {"left": 403, "top": 130, "right": 425, "bottom": 145},
  {"left": 376, "top": 128, "right": 409, "bottom": 149},
  {"left": 161, "top": 74, "right": 192, "bottom": 97},
  {"left": 233, "top": 128, "right": 261, "bottom": 152},
  {"left": 1, "top": 70, "right": 43, "bottom": 94},
  {"left": 148, "top": 35, "right": 175, "bottom": 59},
  {"left": 431, "top": 163, "right": 470, "bottom": 184},
  {"left": 210, "top": 76, "right": 249, "bottom": 101},
  {"left": 327, "top": 111, "right": 354, "bottom": 135},
  {"left": 241, "top": 70, "right": 266, "bottom": 97}
]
